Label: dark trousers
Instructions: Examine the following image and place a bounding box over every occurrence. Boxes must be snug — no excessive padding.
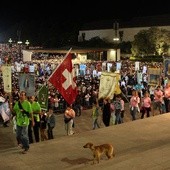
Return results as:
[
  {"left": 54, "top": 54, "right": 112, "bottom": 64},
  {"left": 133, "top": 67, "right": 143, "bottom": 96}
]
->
[
  {"left": 28, "top": 120, "right": 40, "bottom": 143},
  {"left": 47, "top": 123, "right": 54, "bottom": 139},
  {"left": 164, "top": 98, "right": 170, "bottom": 113},
  {"left": 33, "top": 121, "right": 40, "bottom": 142},
  {"left": 141, "top": 107, "right": 151, "bottom": 119},
  {"left": 28, "top": 121, "right": 33, "bottom": 143}
]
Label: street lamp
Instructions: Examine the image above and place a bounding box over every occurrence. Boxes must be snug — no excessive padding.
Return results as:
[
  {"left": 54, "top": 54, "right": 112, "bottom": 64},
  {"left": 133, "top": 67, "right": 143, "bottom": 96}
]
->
[
  {"left": 25, "top": 40, "right": 30, "bottom": 49},
  {"left": 8, "top": 38, "right": 12, "bottom": 43},
  {"left": 17, "top": 40, "right": 22, "bottom": 44},
  {"left": 8, "top": 38, "right": 12, "bottom": 48},
  {"left": 25, "top": 40, "right": 30, "bottom": 46}
]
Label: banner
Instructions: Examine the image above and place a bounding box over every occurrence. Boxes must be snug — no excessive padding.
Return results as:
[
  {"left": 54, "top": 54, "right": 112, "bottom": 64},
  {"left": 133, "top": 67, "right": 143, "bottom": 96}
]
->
[
  {"left": 0, "top": 102, "right": 11, "bottom": 122},
  {"left": 48, "top": 49, "right": 77, "bottom": 105},
  {"left": 37, "top": 85, "right": 48, "bottom": 111},
  {"left": 23, "top": 50, "right": 33, "bottom": 62},
  {"left": 116, "top": 62, "right": 121, "bottom": 71},
  {"left": 1, "top": 65, "right": 12, "bottom": 93},
  {"left": 19, "top": 73, "right": 35, "bottom": 97},
  {"left": 137, "top": 71, "right": 143, "bottom": 84},
  {"left": 107, "top": 63, "right": 112, "bottom": 72},
  {"left": 148, "top": 68, "right": 161, "bottom": 86},
  {"left": 164, "top": 57, "right": 170, "bottom": 80},
  {"left": 135, "top": 61, "right": 140, "bottom": 71},
  {"left": 98, "top": 72, "right": 120, "bottom": 99}
]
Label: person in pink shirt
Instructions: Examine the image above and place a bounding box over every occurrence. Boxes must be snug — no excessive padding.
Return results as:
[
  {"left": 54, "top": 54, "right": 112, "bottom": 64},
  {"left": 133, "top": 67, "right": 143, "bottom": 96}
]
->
[
  {"left": 153, "top": 85, "right": 163, "bottom": 115},
  {"left": 140, "top": 92, "right": 151, "bottom": 118},
  {"left": 130, "top": 90, "right": 140, "bottom": 121},
  {"left": 163, "top": 83, "right": 170, "bottom": 113},
  {"left": 120, "top": 97, "right": 125, "bottom": 123}
]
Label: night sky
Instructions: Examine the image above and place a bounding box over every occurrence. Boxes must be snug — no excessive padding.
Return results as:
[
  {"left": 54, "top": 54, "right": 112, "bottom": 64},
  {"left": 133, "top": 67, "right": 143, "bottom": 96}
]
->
[
  {"left": 0, "top": 1, "right": 169, "bottom": 28},
  {"left": 0, "top": 0, "right": 169, "bottom": 45}
]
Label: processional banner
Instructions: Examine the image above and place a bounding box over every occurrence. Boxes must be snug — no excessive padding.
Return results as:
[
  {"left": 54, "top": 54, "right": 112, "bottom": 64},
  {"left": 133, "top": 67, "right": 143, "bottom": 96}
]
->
[
  {"left": 98, "top": 72, "right": 120, "bottom": 100},
  {"left": 148, "top": 67, "right": 161, "bottom": 86},
  {"left": 1, "top": 65, "right": 12, "bottom": 93},
  {"left": 19, "top": 73, "right": 35, "bottom": 96},
  {"left": 164, "top": 57, "right": 170, "bottom": 80},
  {"left": 37, "top": 85, "right": 49, "bottom": 111}
]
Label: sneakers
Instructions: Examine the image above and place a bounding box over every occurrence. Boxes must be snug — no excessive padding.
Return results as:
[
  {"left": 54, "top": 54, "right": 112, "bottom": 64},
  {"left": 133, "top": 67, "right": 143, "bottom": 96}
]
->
[
  {"left": 22, "top": 148, "right": 29, "bottom": 154},
  {"left": 18, "top": 144, "right": 23, "bottom": 149},
  {"left": 68, "top": 132, "right": 75, "bottom": 136},
  {"left": 3, "top": 124, "right": 9, "bottom": 127}
]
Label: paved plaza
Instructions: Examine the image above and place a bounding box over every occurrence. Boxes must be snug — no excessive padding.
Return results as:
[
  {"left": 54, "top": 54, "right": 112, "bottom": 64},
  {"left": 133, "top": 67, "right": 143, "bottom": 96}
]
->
[{"left": 0, "top": 107, "right": 170, "bottom": 170}]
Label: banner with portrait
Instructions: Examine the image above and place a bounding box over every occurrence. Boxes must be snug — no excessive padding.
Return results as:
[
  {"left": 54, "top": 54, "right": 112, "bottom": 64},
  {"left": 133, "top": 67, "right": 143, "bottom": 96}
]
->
[
  {"left": 148, "top": 68, "right": 161, "bottom": 86},
  {"left": 164, "top": 57, "right": 170, "bottom": 80},
  {"left": 19, "top": 73, "right": 35, "bottom": 97}
]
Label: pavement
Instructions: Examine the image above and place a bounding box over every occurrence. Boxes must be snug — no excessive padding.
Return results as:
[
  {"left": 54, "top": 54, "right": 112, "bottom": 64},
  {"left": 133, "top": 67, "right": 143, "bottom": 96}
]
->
[{"left": 0, "top": 106, "right": 170, "bottom": 170}]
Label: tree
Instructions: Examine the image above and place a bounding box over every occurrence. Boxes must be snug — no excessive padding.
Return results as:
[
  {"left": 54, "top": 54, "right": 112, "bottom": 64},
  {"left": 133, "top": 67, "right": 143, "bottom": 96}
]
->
[{"left": 131, "top": 27, "right": 170, "bottom": 57}]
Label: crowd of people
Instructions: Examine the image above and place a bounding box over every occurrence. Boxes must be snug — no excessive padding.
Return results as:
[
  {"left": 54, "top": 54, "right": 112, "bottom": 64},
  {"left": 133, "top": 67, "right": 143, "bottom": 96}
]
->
[{"left": 0, "top": 43, "right": 169, "bottom": 154}]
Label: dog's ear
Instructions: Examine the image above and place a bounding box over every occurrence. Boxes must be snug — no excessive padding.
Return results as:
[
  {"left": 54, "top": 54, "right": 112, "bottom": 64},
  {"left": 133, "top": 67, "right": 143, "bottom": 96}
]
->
[{"left": 89, "top": 143, "right": 94, "bottom": 148}]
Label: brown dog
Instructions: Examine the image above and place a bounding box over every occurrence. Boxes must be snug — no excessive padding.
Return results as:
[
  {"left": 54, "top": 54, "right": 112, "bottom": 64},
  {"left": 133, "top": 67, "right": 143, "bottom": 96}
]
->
[{"left": 83, "top": 142, "right": 115, "bottom": 164}]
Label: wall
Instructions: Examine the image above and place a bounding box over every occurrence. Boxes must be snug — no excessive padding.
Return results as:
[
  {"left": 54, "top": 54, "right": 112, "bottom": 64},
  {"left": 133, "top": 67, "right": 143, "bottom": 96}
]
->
[{"left": 79, "top": 26, "right": 170, "bottom": 42}]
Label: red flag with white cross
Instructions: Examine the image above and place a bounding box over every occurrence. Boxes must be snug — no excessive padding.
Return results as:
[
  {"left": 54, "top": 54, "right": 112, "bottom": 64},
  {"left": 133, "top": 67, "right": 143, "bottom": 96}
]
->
[{"left": 48, "top": 49, "right": 77, "bottom": 105}]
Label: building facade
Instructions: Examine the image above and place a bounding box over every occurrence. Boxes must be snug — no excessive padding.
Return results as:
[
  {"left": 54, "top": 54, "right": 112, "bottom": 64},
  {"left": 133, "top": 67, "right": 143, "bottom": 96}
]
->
[{"left": 78, "top": 14, "right": 170, "bottom": 43}]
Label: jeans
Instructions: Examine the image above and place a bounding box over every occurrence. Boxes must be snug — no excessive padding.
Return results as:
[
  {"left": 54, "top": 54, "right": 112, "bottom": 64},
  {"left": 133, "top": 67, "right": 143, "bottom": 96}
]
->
[
  {"left": 115, "top": 109, "right": 122, "bottom": 125},
  {"left": 92, "top": 118, "right": 100, "bottom": 129},
  {"left": 16, "top": 125, "right": 29, "bottom": 150},
  {"left": 130, "top": 107, "right": 138, "bottom": 121},
  {"left": 65, "top": 119, "right": 74, "bottom": 135}
]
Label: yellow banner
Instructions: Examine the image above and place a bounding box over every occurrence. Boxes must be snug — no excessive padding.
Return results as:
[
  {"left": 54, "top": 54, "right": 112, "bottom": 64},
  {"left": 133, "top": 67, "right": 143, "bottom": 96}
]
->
[
  {"left": 2, "top": 65, "right": 12, "bottom": 93},
  {"left": 98, "top": 72, "right": 121, "bottom": 100}
]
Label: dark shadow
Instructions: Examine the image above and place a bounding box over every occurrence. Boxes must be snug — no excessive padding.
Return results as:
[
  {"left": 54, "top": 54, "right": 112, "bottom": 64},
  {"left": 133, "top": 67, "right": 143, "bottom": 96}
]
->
[{"left": 61, "top": 157, "right": 92, "bottom": 165}]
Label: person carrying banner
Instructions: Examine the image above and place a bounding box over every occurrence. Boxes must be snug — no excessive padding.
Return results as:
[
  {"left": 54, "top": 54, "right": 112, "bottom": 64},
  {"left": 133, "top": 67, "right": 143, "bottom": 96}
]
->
[{"left": 13, "top": 91, "right": 35, "bottom": 154}]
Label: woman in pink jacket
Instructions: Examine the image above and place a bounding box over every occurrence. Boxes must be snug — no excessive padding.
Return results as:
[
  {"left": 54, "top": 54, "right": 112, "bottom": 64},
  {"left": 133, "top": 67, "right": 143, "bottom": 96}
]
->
[{"left": 140, "top": 92, "right": 152, "bottom": 119}]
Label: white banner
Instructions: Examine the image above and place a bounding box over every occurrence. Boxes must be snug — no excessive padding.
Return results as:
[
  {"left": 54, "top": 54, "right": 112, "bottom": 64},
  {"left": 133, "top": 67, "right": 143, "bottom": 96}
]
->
[
  {"left": 116, "top": 62, "right": 121, "bottom": 71},
  {"left": 135, "top": 61, "right": 140, "bottom": 71},
  {"left": 2, "top": 65, "right": 12, "bottom": 93},
  {"left": 98, "top": 72, "right": 118, "bottom": 99},
  {"left": 137, "top": 71, "right": 143, "bottom": 84},
  {"left": 23, "top": 50, "right": 32, "bottom": 62}
]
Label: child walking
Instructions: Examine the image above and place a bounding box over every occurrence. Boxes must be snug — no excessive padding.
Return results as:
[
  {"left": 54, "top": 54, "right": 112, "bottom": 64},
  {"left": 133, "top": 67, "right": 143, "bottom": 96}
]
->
[
  {"left": 46, "top": 108, "right": 56, "bottom": 139},
  {"left": 91, "top": 101, "right": 100, "bottom": 130}
]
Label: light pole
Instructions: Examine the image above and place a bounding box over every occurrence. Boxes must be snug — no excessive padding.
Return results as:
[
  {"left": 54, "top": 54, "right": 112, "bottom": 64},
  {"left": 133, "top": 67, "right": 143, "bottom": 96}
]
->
[
  {"left": 113, "top": 37, "right": 119, "bottom": 62},
  {"left": 17, "top": 40, "right": 22, "bottom": 59},
  {"left": 113, "top": 21, "right": 120, "bottom": 62}
]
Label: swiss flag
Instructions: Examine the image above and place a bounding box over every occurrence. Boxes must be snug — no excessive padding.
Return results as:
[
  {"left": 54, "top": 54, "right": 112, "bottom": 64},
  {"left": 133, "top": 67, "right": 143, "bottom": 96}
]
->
[{"left": 48, "top": 51, "right": 77, "bottom": 105}]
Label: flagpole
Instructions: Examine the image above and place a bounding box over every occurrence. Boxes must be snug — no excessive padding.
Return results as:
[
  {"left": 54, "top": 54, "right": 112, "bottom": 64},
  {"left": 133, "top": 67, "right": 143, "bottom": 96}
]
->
[
  {"left": 35, "top": 47, "right": 72, "bottom": 97},
  {"left": 47, "top": 48, "right": 72, "bottom": 81}
]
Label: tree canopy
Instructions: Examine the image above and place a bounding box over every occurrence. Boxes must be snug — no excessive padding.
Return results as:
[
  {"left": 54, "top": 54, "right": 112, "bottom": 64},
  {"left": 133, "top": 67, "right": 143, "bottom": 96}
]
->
[{"left": 131, "top": 27, "right": 170, "bottom": 57}]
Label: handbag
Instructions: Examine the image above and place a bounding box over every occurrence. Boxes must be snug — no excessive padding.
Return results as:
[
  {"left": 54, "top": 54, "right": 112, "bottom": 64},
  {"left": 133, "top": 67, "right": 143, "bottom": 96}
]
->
[{"left": 64, "top": 115, "right": 72, "bottom": 124}]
